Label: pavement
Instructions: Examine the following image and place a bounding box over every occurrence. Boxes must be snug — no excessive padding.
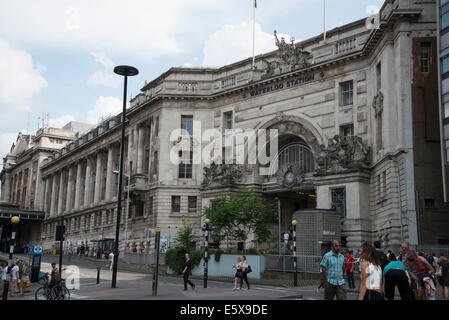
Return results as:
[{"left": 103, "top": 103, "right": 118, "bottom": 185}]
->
[{"left": 0, "top": 252, "right": 445, "bottom": 300}]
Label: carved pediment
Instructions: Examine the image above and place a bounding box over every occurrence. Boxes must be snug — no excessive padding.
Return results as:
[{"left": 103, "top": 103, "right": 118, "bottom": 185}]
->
[{"left": 201, "top": 161, "right": 246, "bottom": 188}]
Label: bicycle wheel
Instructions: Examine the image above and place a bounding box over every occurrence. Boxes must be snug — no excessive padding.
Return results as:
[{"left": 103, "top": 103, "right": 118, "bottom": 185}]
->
[
  {"left": 35, "top": 287, "right": 52, "bottom": 300},
  {"left": 62, "top": 285, "right": 70, "bottom": 300}
]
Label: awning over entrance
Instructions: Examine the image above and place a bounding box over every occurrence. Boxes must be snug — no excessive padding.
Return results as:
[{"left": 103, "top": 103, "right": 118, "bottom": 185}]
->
[{"left": 0, "top": 202, "right": 45, "bottom": 221}]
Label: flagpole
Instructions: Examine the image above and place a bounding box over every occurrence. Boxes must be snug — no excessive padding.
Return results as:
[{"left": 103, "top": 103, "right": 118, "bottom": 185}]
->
[
  {"left": 252, "top": 0, "right": 256, "bottom": 68},
  {"left": 323, "top": 0, "right": 326, "bottom": 41}
]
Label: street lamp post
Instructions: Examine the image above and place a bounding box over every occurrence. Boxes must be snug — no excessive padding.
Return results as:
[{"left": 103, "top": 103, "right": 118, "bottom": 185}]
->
[
  {"left": 292, "top": 220, "right": 297, "bottom": 287},
  {"left": 203, "top": 219, "right": 210, "bottom": 288},
  {"left": 113, "top": 170, "right": 130, "bottom": 250},
  {"left": 2, "top": 216, "right": 20, "bottom": 300},
  {"left": 111, "top": 65, "right": 138, "bottom": 289}
]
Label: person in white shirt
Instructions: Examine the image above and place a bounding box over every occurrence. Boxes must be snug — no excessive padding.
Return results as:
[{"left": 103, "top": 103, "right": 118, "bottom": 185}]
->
[
  {"left": 109, "top": 251, "right": 114, "bottom": 271},
  {"left": 358, "top": 242, "right": 384, "bottom": 300},
  {"left": 283, "top": 232, "right": 289, "bottom": 252},
  {"left": 0, "top": 263, "right": 7, "bottom": 296},
  {"left": 10, "top": 261, "right": 20, "bottom": 297}
]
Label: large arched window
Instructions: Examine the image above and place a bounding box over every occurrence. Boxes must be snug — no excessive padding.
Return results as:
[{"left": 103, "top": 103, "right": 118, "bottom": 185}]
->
[{"left": 272, "top": 143, "right": 315, "bottom": 174}]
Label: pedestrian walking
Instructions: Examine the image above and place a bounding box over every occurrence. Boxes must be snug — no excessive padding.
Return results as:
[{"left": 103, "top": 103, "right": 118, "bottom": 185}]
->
[
  {"left": 19, "top": 262, "right": 30, "bottom": 296},
  {"left": 108, "top": 251, "right": 114, "bottom": 271},
  {"left": 358, "top": 243, "right": 384, "bottom": 300},
  {"left": 182, "top": 253, "right": 195, "bottom": 291},
  {"left": 0, "top": 262, "right": 7, "bottom": 296},
  {"left": 320, "top": 240, "right": 346, "bottom": 300},
  {"left": 383, "top": 253, "right": 412, "bottom": 300},
  {"left": 9, "top": 260, "right": 20, "bottom": 297},
  {"left": 240, "top": 255, "right": 250, "bottom": 290},
  {"left": 436, "top": 254, "right": 449, "bottom": 300},
  {"left": 397, "top": 242, "right": 409, "bottom": 262},
  {"left": 345, "top": 251, "right": 355, "bottom": 289},
  {"left": 283, "top": 232, "right": 289, "bottom": 253},
  {"left": 405, "top": 250, "right": 436, "bottom": 300},
  {"left": 232, "top": 257, "right": 243, "bottom": 290},
  {"left": 316, "top": 267, "right": 325, "bottom": 293},
  {"left": 373, "top": 241, "right": 388, "bottom": 272}
]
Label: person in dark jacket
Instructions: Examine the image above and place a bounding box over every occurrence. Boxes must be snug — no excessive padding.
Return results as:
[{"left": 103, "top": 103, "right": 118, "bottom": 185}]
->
[{"left": 182, "top": 253, "right": 195, "bottom": 291}]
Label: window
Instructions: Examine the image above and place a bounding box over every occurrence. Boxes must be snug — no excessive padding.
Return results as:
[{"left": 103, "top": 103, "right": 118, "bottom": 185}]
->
[
  {"left": 340, "top": 124, "right": 354, "bottom": 137},
  {"left": 223, "top": 111, "right": 233, "bottom": 130},
  {"left": 420, "top": 43, "right": 430, "bottom": 73},
  {"left": 210, "top": 199, "right": 216, "bottom": 210},
  {"left": 179, "top": 151, "right": 193, "bottom": 179},
  {"left": 331, "top": 188, "right": 346, "bottom": 218},
  {"left": 443, "top": 56, "right": 449, "bottom": 74},
  {"left": 171, "top": 196, "right": 181, "bottom": 213},
  {"left": 444, "top": 94, "right": 449, "bottom": 119},
  {"left": 340, "top": 81, "right": 353, "bottom": 106},
  {"left": 155, "top": 116, "right": 159, "bottom": 137},
  {"left": 376, "top": 62, "right": 381, "bottom": 91},
  {"left": 424, "top": 198, "right": 436, "bottom": 209},
  {"left": 148, "top": 197, "right": 153, "bottom": 215},
  {"left": 442, "top": 2, "right": 449, "bottom": 30},
  {"left": 445, "top": 140, "right": 449, "bottom": 164},
  {"left": 135, "top": 201, "right": 144, "bottom": 217},
  {"left": 181, "top": 115, "right": 193, "bottom": 135},
  {"left": 188, "top": 196, "right": 197, "bottom": 211}
]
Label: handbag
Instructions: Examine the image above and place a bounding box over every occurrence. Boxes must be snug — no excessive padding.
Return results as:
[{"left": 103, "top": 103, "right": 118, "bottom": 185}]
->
[{"left": 246, "top": 265, "right": 252, "bottom": 274}]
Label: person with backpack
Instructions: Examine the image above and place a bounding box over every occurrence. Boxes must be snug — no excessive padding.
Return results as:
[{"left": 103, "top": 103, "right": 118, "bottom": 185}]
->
[{"left": 373, "top": 241, "right": 388, "bottom": 272}]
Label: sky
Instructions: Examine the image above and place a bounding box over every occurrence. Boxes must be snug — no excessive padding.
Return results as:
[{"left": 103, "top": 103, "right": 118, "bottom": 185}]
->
[{"left": 0, "top": 0, "right": 384, "bottom": 166}]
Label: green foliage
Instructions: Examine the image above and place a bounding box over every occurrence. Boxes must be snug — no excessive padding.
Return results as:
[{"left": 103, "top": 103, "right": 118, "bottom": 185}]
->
[
  {"left": 175, "top": 218, "right": 195, "bottom": 250},
  {"left": 203, "top": 187, "right": 277, "bottom": 244},
  {"left": 165, "top": 248, "right": 204, "bottom": 274},
  {"left": 165, "top": 247, "right": 187, "bottom": 274},
  {"left": 214, "top": 249, "right": 224, "bottom": 263},
  {"left": 246, "top": 248, "right": 260, "bottom": 255}
]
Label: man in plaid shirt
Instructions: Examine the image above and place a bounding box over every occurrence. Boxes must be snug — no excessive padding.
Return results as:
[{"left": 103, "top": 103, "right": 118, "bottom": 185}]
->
[{"left": 320, "top": 240, "right": 347, "bottom": 300}]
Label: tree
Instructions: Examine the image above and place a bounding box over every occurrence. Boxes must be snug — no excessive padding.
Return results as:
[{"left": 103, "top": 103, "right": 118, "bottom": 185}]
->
[
  {"left": 174, "top": 218, "right": 195, "bottom": 250},
  {"left": 202, "top": 187, "right": 277, "bottom": 245}
]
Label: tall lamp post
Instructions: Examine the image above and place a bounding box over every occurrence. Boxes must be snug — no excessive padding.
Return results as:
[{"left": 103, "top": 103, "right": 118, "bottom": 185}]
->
[
  {"left": 2, "top": 216, "right": 20, "bottom": 300},
  {"left": 113, "top": 170, "right": 130, "bottom": 251},
  {"left": 203, "top": 218, "right": 210, "bottom": 288},
  {"left": 111, "top": 65, "right": 139, "bottom": 289},
  {"left": 292, "top": 220, "right": 297, "bottom": 287}
]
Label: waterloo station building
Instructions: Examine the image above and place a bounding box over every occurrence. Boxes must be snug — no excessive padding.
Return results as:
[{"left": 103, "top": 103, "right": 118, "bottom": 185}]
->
[{"left": 1, "top": 0, "right": 449, "bottom": 255}]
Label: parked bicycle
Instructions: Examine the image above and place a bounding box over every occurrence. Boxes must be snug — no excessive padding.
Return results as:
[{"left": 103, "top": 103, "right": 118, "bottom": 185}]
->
[{"left": 35, "top": 274, "right": 70, "bottom": 300}]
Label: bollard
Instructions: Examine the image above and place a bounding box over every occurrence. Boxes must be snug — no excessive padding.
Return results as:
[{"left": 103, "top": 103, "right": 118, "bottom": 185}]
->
[
  {"left": 292, "top": 220, "right": 298, "bottom": 287},
  {"left": 97, "top": 267, "right": 101, "bottom": 284},
  {"left": 152, "top": 228, "right": 161, "bottom": 296}
]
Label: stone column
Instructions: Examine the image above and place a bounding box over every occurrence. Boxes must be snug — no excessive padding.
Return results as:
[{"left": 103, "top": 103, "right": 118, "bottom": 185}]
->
[
  {"left": 1, "top": 172, "right": 11, "bottom": 202},
  {"left": 57, "top": 171, "right": 65, "bottom": 215},
  {"left": 66, "top": 166, "right": 74, "bottom": 212},
  {"left": 84, "top": 157, "right": 92, "bottom": 207},
  {"left": 74, "top": 161, "right": 82, "bottom": 209},
  {"left": 43, "top": 178, "right": 50, "bottom": 213},
  {"left": 105, "top": 147, "right": 114, "bottom": 201},
  {"left": 50, "top": 175, "right": 57, "bottom": 217},
  {"left": 94, "top": 153, "right": 102, "bottom": 204},
  {"left": 136, "top": 124, "right": 145, "bottom": 174}
]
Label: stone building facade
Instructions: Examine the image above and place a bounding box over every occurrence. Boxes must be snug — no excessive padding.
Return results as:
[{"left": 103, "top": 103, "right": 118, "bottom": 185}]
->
[{"left": 2, "top": 0, "right": 448, "bottom": 254}]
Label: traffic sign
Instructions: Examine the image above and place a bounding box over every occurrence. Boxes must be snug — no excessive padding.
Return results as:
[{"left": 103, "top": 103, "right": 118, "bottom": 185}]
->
[{"left": 34, "top": 245, "right": 42, "bottom": 254}]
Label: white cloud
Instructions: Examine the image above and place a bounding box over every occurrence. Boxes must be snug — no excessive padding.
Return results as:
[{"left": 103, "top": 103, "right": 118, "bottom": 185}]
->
[
  {"left": 90, "top": 52, "right": 114, "bottom": 70},
  {"left": 202, "top": 22, "right": 291, "bottom": 67},
  {"left": 183, "top": 62, "right": 195, "bottom": 67},
  {"left": 0, "top": 132, "right": 18, "bottom": 158},
  {"left": 0, "top": 36, "right": 47, "bottom": 112},
  {"left": 87, "top": 71, "right": 121, "bottom": 88},
  {"left": 86, "top": 96, "right": 122, "bottom": 124},
  {"left": 49, "top": 114, "right": 76, "bottom": 128}
]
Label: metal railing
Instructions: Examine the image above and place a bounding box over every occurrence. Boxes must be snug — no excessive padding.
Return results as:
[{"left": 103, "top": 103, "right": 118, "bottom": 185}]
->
[{"left": 417, "top": 245, "right": 449, "bottom": 259}]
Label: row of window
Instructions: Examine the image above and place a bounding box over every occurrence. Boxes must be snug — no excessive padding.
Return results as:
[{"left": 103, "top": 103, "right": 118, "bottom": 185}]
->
[{"left": 171, "top": 196, "right": 197, "bottom": 213}]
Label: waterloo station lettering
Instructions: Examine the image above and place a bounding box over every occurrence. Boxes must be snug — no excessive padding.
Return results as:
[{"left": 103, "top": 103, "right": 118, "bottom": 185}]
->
[{"left": 244, "top": 73, "right": 315, "bottom": 99}]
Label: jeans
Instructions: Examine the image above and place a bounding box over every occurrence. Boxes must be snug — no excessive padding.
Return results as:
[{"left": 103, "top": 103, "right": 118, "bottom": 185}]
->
[
  {"left": 324, "top": 282, "right": 347, "bottom": 300},
  {"left": 384, "top": 269, "right": 412, "bottom": 300}
]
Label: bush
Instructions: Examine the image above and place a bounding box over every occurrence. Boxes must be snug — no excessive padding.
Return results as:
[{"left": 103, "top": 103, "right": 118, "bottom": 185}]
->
[
  {"left": 165, "top": 247, "right": 204, "bottom": 274},
  {"left": 214, "top": 249, "right": 224, "bottom": 263}
]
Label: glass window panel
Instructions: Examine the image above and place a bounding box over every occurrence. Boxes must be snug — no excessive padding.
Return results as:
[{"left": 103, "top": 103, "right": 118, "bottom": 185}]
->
[
  {"left": 181, "top": 116, "right": 193, "bottom": 135},
  {"left": 443, "top": 57, "right": 449, "bottom": 74},
  {"left": 445, "top": 101, "right": 449, "bottom": 118},
  {"left": 443, "top": 12, "right": 449, "bottom": 29}
]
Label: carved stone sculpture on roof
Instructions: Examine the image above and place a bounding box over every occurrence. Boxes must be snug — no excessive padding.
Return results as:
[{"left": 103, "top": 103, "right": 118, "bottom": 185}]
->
[
  {"left": 316, "top": 135, "right": 370, "bottom": 174},
  {"left": 260, "top": 30, "right": 312, "bottom": 78}
]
